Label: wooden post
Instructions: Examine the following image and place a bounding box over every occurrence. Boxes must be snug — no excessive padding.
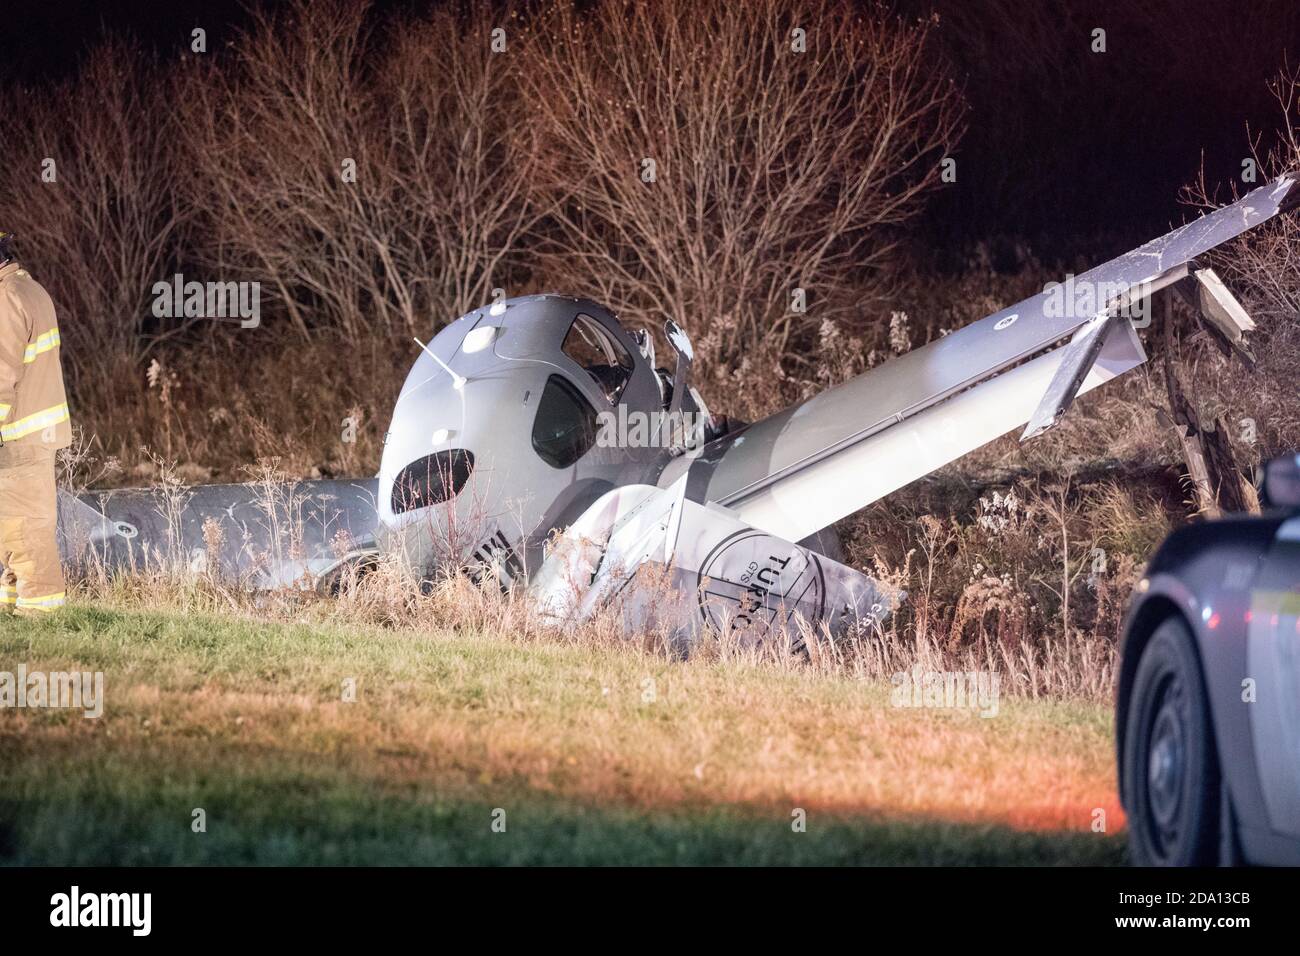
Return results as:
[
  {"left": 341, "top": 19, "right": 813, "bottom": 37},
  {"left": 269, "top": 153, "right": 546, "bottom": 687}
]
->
[{"left": 1156, "top": 295, "right": 1259, "bottom": 516}]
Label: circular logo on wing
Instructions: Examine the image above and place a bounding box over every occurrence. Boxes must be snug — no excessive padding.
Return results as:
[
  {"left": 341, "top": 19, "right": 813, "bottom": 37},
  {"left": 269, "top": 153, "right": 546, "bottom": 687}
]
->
[{"left": 696, "top": 529, "right": 826, "bottom": 633}]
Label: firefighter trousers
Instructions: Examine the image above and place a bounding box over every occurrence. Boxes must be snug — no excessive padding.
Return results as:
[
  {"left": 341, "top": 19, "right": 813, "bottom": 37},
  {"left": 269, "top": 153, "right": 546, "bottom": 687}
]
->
[{"left": 0, "top": 449, "right": 66, "bottom": 614}]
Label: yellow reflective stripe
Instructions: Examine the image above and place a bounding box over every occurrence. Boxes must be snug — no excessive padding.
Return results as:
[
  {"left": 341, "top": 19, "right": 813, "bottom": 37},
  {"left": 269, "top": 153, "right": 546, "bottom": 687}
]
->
[
  {"left": 22, "top": 328, "right": 61, "bottom": 363},
  {"left": 0, "top": 402, "right": 68, "bottom": 441},
  {"left": 0, "top": 587, "right": 17, "bottom": 605},
  {"left": 16, "top": 591, "right": 66, "bottom": 610},
  {"left": 0, "top": 402, "right": 10, "bottom": 421}
]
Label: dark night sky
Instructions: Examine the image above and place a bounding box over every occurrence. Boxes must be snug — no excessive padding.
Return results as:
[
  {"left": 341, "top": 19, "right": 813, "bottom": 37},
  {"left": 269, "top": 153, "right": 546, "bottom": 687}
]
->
[{"left": 3, "top": 0, "right": 1298, "bottom": 263}]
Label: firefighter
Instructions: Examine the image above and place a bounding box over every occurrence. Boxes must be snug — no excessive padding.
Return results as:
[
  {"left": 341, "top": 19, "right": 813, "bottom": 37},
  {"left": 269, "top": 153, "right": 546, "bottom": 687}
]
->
[{"left": 0, "top": 230, "right": 71, "bottom": 615}]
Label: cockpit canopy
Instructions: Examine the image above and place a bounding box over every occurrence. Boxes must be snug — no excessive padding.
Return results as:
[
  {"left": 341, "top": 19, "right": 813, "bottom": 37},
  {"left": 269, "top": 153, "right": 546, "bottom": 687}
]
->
[{"left": 561, "top": 312, "right": 635, "bottom": 404}]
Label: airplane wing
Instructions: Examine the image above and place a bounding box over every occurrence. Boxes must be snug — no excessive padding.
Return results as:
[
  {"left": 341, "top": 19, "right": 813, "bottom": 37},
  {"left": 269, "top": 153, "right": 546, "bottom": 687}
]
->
[
  {"left": 670, "top": 172, "right": 1299, "bottom": 544},
  {"left": 57, "top": 479, "right": 380, "bottom": 590}
]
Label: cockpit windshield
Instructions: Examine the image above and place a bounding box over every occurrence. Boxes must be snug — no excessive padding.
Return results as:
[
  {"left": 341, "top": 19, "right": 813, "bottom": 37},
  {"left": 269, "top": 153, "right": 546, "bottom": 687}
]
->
[{"left": 561, "top": 313, "right": 633, "bottom": 404}]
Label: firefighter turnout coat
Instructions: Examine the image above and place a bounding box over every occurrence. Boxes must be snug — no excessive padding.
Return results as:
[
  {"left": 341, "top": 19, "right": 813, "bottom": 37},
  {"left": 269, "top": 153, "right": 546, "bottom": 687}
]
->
[{"left": 0, "top": 260, "right": 71, "bottom": 613}]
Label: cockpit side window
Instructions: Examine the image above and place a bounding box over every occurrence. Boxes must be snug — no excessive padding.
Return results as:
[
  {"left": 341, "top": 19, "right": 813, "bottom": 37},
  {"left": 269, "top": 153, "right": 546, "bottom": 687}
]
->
[
  {"left": 561, "top": 313, "right": 634, "bottom": 404},
  {"left": 532, "top": 374, "right": 598, "bottom": 469}
]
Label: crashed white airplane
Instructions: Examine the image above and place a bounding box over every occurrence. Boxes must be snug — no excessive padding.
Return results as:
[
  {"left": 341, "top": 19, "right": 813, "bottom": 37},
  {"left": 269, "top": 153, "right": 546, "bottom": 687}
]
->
[{"left": 55, "top": 173, "right": 1299, "bottom": 643}]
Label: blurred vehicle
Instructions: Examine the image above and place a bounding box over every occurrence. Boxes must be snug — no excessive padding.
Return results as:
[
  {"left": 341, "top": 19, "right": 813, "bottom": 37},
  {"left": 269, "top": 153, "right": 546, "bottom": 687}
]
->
[{"left": 1118, "top": 454, "right": 1300, "bottom": 865}]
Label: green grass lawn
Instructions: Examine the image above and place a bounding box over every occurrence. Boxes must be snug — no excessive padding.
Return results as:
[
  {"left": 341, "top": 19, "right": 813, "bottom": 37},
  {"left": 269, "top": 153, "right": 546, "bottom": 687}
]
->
[{"left": 0, "top": 604, "right": 1126, "bottom": 865}]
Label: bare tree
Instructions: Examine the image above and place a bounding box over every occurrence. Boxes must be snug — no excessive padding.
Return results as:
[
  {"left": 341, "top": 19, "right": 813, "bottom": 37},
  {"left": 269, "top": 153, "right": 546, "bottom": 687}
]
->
[
  {"left": 1185, "top": 65, "right": 1300, "bottom": 324},
  {"left": 375, "top": 7, "right": 549, "bottom": 320},
  {"left": 180, "top": 0, "right": 542, "bottom": 343},
  {"left": 0, "top": 43, "right": 195, "bottom": 385},
  {"left": 518, "top": 0, "right": 963, "bottom": 367}
]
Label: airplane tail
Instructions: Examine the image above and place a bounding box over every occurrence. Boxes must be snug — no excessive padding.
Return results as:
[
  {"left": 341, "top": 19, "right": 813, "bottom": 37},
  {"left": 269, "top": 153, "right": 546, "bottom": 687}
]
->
[{"left": 528, "top": 476, "right": 899, "bottom": 648}]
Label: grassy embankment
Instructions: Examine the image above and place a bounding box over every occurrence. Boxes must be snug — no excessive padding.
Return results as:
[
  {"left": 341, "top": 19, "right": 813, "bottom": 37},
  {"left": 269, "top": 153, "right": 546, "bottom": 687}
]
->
[{"left": 0, "top": 603, "right": 1124, "bottom": 865}]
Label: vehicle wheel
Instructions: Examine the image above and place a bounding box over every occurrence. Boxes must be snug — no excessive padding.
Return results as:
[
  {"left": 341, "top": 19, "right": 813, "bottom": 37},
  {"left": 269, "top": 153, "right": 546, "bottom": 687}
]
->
[{"left": 1123, "top": 616, "right": 1221, "bottom": 865}]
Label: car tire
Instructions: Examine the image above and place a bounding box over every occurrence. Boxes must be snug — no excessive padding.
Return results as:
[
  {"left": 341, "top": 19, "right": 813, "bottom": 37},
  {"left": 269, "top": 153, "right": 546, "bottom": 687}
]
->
[{"left": 1123, "top": 615, "right": 1221, "bottom": 866}]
